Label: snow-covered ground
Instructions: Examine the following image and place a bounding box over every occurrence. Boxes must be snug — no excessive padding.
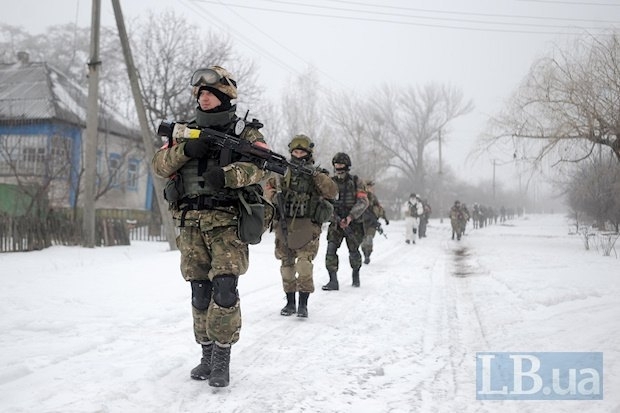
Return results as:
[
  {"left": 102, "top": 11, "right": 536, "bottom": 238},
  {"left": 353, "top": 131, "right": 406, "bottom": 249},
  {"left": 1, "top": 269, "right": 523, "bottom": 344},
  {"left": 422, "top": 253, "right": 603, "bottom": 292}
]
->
[{"left": 0, "top": 214, "right": 618, "bottom": 413}]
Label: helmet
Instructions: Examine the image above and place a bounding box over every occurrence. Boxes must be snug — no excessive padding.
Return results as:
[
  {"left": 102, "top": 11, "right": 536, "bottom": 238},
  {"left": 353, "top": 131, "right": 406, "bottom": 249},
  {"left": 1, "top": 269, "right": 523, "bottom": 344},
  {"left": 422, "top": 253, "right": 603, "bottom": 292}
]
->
[
  {"left": 190, "top": 66, "right": 237, "bottom": 100},
  {"left": 288, "top": 134, "right": 314, "bottom": 154},
  {"left": 332, "top": 152, "right": 352, "bottom": 168}
]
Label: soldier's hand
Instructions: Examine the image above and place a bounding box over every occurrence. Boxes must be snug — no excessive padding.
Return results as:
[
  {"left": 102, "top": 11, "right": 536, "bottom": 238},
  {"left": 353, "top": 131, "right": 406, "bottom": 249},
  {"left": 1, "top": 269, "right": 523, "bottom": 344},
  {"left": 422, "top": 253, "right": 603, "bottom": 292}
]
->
[
  {"left": 339, "top": 216, "right": 352, "bottom": 229},
  {"left": 183, "top": 138, "right": 210, "bottom": 158},
  {"left": 384, "top": 218, "right": 390, "bottom": 225}
]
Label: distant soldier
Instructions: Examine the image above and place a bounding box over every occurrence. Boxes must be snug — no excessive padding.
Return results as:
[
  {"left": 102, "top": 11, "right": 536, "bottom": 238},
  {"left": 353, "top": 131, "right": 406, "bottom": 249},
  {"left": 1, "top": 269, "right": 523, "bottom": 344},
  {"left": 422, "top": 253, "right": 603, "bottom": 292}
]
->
[
  {"left": 360, "top": 180, "right": 389, "bottom": 264},
  {"left": 323, "top": 152, "right": 369, "bottom": 290},
  {"left": 265, "top": 135, "right": 337, "bottom": 318},
  {"left": 418, "top": 198, "right": 432, "bottom": 238},
  {"left": 402, "top": 193, "right": 423, "bottom": 244},
  {"left": 450, "top": 200, "right": 468, "bottom": 240}
]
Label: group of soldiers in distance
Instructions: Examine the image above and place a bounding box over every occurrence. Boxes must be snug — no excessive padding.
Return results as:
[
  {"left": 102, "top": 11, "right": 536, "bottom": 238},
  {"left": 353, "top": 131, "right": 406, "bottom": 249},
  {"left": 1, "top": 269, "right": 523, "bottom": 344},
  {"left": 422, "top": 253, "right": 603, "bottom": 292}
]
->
[{"left": 449, "top": 201, "right": 521, "bottom": 240}]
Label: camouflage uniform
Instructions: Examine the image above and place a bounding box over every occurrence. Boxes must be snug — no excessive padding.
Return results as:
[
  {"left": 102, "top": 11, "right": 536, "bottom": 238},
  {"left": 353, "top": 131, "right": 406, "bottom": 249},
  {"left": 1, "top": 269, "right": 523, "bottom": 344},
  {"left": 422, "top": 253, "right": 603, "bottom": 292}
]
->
[
  {"left": 323, "top": 153, "right": 369, "bottom": 290},
  {"left": 450, "top": 201, "right": 469, "bottom": 240},
  {"left": 152, "top": 66, "right": 270, "bottom": 387},
  {"left": 361, "top": 183, "right": 388, "bottom": 264},
  {"left": 265, "top": 135, "right": 337, "bottom": 317}
]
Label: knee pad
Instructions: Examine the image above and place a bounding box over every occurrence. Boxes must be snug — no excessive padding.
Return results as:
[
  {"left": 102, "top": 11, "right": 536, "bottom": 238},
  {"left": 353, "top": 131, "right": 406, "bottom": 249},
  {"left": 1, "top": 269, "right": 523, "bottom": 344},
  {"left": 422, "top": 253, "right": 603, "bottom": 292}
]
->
[
  {"left": 212, "top": 275, "right": 238, "bottom": 308},
  {"left": 326, "top": 242, "right": 338, "bottom": 255},
  {"left": 191, "top": 280, "right": 212, "bottom": 311}
]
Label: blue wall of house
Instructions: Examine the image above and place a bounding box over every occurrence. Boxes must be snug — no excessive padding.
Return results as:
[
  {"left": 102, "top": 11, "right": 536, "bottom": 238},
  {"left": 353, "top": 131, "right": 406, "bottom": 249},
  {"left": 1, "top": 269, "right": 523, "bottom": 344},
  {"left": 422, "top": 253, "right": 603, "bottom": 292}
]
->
[{"left": 0, "top": 122, "right": 82, "bottom": 207}]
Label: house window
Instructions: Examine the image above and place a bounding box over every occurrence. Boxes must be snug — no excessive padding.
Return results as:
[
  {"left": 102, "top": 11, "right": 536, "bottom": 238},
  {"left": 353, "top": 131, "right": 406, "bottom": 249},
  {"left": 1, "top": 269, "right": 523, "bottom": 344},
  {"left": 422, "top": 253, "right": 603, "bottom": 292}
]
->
[
  {"left": 127, "top": 159, "right": 139, "bottom": 191},
  {"left": 0, "top": 135, "right": 47, "bottom": 176},
  {"left": 109, "top": 153, "right": 121, "bottom": 188}
]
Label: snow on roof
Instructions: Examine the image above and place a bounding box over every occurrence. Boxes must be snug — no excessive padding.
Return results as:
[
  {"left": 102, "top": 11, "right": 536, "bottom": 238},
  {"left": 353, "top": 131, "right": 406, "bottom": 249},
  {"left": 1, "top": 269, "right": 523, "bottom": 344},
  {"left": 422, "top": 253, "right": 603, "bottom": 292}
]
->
[{"left": 0, "top": 61, "right": 138, "bottom": 140}]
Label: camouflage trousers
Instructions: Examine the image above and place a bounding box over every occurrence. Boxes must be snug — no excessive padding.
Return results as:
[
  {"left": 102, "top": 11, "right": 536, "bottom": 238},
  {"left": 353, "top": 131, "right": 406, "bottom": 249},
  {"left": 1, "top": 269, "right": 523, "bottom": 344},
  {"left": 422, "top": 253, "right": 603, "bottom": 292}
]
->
[
  {"left": 176, "top": 210, "right": 248, "bottom": 345},
  {"left": 274, "top": 223, "right": 322, "bottom": 293},
  {"left": 325, "top": 221, "right": 364, "bottom": 273},
  {"left": 361, "top": 226, "right": 377, "bottom": 257}
]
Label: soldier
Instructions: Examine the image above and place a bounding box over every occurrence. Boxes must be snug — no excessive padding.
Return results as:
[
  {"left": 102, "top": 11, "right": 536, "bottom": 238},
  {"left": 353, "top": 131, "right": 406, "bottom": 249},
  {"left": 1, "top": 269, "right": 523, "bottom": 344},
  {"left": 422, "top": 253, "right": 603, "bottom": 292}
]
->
[
  {"left": 450, "top": 200, "right": 468, "bottom": 240},
  {"left": 402, "top": 193, "right": 424, "bottom": 244},
  {"left": 322, "top": 152, "right": 369, "bottom": 290},
  {"left": 418, "top": 198, "right": 432, "bottom": 238},
  {"left": 152, "top": 66, "right": 271, "bottom": 388},
  {"left": 264, "top": 134, "right": 337, "bottom": 318},
  {"left": 360, "top": 180, "right": 389, "bottom": 264}
]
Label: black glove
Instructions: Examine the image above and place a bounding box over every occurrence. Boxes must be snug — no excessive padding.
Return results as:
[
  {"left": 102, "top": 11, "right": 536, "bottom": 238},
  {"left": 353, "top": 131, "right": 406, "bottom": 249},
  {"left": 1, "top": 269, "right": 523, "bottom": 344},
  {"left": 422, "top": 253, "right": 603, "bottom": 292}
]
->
[
  {"left": 183, "top": 138, "right": 210, "bottom": 158},
  {"left": 384, "top": 218, "right": 390, "bottom": 225},
  {"left": 203, "top": 168, "right": 226, "bottom": 190}
]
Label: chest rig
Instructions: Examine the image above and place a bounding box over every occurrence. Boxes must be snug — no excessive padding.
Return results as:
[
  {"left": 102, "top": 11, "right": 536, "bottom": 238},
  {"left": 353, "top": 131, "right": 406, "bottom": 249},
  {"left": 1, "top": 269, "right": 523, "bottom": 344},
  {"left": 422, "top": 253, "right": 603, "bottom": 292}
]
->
[
  {"left": 281, "top": 170, "right": 320, "bottom": 219},
  {"left": 333, "top": 174, "right": 358, "bottom": 217}
]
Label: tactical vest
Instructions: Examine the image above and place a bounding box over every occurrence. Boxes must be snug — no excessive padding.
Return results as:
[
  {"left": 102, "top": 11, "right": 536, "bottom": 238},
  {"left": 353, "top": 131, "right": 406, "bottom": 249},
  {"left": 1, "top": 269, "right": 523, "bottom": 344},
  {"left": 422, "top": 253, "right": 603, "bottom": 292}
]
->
[
  {"left": 333, "top": 174, "right": 358, "bottom": 218},
  {"left": 176, "top": 119, "right": 252, "bottom": 205},
  {"left": 281, "top": 169, "right": 321, "bottom": 219}
]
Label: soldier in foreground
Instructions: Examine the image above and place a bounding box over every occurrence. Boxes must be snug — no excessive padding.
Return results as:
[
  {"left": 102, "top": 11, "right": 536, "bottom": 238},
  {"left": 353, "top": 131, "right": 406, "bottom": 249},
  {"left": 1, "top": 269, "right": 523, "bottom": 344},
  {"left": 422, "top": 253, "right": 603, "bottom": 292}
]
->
[
  {"left": 152, "top": 66, "right": 271, "bottom": 388},
  {"left": 265, "top": 135, "right": 337, "bottom": 318},
  {"left": 323, "top": 153, "right": 369, "bottom": 290}
]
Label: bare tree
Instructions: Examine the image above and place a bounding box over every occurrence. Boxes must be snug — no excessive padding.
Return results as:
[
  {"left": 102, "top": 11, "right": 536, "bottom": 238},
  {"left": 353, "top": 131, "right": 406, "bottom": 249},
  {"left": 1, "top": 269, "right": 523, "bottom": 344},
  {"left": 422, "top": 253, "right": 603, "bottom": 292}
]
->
[
  {"left": 370, "top": 83, "right": 473, "bottom": 194},
  {"left": 483, "top": 31, "right": 620, "bottom": 166},
  {"left": 279, "top": 67, "right": 333, "bottom": 165}
]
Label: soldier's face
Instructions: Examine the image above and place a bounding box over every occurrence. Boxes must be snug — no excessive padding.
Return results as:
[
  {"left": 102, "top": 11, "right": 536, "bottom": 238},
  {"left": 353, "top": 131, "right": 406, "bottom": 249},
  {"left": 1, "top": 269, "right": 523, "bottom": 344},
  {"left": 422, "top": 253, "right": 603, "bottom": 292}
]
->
[
  {"left": 198, "top": 89, "right": 222, "bottom": 111},
  {"left": 291, "top": 149, "right": 308, "bottom": 159}
]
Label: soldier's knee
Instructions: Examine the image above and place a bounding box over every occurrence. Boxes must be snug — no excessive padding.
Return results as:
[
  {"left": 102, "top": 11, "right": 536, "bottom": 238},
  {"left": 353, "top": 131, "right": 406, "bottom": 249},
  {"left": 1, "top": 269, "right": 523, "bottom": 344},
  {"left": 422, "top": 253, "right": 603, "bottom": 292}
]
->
[
  {"left": 191, "top": 280, "right": 212, "bottom": 311},
  {"left": 212, "top": 275, "right": 238, "bottom": 308}
]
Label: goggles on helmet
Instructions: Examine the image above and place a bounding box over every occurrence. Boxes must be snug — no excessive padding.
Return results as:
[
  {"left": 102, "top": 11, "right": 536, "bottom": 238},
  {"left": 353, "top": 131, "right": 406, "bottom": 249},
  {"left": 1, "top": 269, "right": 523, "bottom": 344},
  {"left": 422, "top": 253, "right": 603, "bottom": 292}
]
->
[{"left": 190, "top": 68, "right": 237, "bottom": 88}]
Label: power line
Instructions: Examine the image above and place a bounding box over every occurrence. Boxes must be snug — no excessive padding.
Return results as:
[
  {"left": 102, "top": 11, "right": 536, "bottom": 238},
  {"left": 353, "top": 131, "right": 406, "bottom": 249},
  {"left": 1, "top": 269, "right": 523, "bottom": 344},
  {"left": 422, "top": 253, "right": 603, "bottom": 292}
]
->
[
  {"left": 264, "top": 0, "right": 620, "bottom": 25},
  {"left": 517, "top": 0, "right": 620, "bottom": 6},
  {"left": 190, "top": 0, "right": 616, "bottom": 35}
]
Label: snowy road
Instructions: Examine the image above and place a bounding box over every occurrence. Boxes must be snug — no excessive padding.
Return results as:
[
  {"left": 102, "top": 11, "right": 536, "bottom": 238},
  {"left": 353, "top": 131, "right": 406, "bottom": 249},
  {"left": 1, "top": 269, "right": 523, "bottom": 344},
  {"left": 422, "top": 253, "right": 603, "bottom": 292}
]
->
[{"left": 0, "top": 215, "right": 618, "bottom": 412}]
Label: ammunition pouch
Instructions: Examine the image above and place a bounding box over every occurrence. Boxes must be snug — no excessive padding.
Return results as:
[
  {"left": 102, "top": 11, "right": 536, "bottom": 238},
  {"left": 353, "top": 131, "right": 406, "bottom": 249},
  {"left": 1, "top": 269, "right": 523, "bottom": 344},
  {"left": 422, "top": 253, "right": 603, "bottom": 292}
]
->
[
  {"left": 164, "top": 174, "right": 184, "bottom": 203},
  {"left": 312, "top": 198, "right": 334, "bottom": 224},
  {"left": 237, "top": 184, "right": 274, "bottom": 245}
]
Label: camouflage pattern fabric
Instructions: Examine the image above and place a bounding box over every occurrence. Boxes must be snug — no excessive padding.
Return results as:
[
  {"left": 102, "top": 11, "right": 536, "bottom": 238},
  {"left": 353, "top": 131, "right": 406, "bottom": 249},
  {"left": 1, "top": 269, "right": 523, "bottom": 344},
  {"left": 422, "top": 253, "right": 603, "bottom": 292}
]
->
[
  {"left": 325, "top": 221, "right": 365, "bottom": 272},
  {"left": 361, "top": 226, "right": 377, "bottom": 257},
  {"left": 152, "top": 125, "right": 267, "bottom": 346},
  {"left": 274, "top": 218, "right": 322, "bottom": 293}
]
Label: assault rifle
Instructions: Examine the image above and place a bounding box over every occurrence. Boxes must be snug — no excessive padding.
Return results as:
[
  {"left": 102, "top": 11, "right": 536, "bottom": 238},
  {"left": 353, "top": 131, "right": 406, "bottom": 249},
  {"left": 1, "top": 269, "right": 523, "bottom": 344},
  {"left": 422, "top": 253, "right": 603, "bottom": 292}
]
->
[
  {"left": 362, "top": 209, "right": 387, "bottom": 238},
  {"left": 333, "top": 212, "right": 359, "bottom": 242},
  {"left": 157, "top": 120, "right": 315, "bottom": 177}
]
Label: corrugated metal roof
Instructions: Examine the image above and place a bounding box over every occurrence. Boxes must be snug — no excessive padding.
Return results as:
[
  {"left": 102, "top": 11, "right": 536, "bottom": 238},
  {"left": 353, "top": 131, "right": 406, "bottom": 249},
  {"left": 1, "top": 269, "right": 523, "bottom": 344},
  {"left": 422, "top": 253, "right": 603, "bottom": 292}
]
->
[{"left": 0, "top": 62, "right": 139, "bottom": 140}]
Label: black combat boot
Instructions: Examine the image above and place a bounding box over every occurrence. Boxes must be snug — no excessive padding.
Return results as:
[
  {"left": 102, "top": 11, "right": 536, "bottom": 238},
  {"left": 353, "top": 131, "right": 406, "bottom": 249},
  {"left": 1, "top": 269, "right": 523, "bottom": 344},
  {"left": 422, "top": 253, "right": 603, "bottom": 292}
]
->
[
  {"left": 209, "top": 342, "right": 231, "bottom": 388},
  {"left": 297, "top": 292, "right": 309, "bottom": 318},
  {"left": 352, "top": 269, "right": 360, "bottom": 287},
  {"left": 322, "top": 271, "right": 339, "bottom": 291},
  {"left": 280, "top": 292, "right": 296, "bottom": 316},
  {"left": 190, "top": 342, "right": 213, "bottom": 380}
]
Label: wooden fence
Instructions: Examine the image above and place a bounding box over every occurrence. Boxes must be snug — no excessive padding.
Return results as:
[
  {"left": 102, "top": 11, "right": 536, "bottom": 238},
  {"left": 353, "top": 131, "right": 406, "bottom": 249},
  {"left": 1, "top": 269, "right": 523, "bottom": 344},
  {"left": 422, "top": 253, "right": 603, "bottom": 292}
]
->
[{"left": 0, "top": 209, "right": 168, "bottom": 253}]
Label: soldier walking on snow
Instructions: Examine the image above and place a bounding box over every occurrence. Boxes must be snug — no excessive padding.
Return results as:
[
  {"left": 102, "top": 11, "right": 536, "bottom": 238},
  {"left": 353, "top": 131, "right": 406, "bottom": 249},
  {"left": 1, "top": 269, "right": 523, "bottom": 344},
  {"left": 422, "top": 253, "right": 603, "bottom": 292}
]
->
[
  {"left": 265, "top": 135, "right": 337, "bottom": 318},
  {"left": 361, "top": 180, "right": 389, "bottom": 264},
  {"left": 152, "top": 66, "right": 272, "bottom": 388},
  {"left": 402, "top": 193, "right": 424, "bottom": 244},
  {"left": 322, "top": 153, "right": 369, "bottom": 290}
]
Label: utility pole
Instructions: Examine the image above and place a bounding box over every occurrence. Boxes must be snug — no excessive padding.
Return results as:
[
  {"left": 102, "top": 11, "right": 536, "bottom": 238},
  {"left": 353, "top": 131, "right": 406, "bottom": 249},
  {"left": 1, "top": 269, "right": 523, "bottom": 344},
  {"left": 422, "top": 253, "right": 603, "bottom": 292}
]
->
[
  {"left": 111, "top": 0, "right": 177, "bottom": 250},
  {"left": 82, "top": 0, "right": 101, "bottom": 248},
  {"left": 438, "top": 128, "right": 443, "bottom": 223},
  {"left": 492, "top": 159, "right": 497, "bottom": 201}
]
